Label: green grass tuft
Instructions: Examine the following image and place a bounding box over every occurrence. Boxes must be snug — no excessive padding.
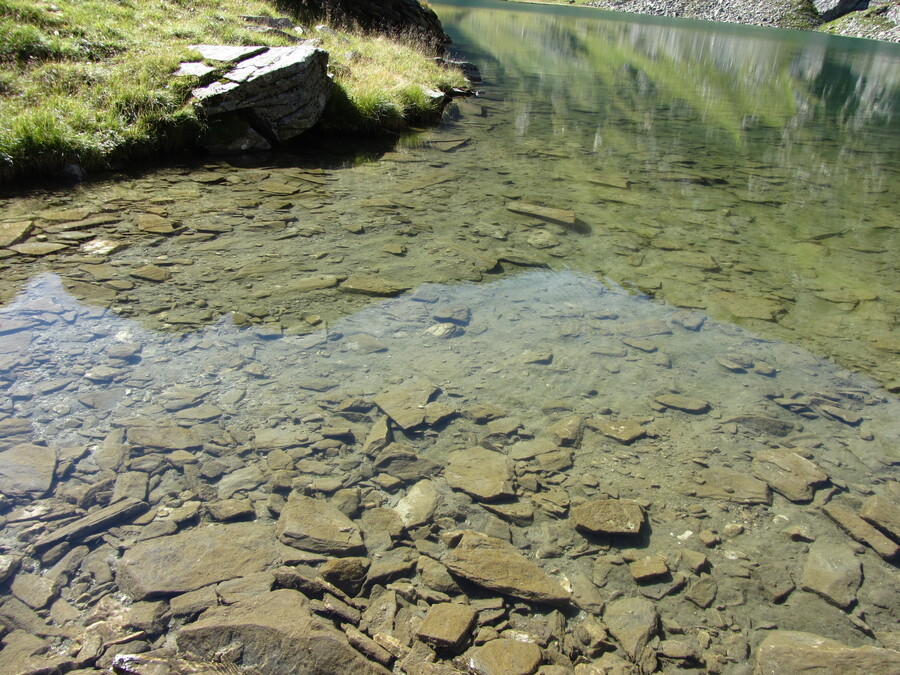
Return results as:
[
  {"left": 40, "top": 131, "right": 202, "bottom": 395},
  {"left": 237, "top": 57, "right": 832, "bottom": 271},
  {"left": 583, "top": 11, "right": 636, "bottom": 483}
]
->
[{"left": 0, "top": 0, "right": 464, "bottom": 184}]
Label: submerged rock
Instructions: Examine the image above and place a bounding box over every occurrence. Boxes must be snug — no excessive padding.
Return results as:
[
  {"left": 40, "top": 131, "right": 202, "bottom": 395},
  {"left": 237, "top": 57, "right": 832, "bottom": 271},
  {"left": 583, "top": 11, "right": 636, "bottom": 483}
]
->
[
  {"left": 443, "top": 531, "right": 571, "bottom": 606},
  {"left": 570, "top": 498, "right": 646, "bottom": 535},
  {"left": 117, "top": 522, "right": 282, "bottom": 600},
  {"left": 178, "top": 589, "right": 391, "bottom": 674},
  {"left": 754, "top": 630, "right": 900, "bottom": 674},
  {"left": 276, "top": 492, "right": 365, "bottom": 555}
]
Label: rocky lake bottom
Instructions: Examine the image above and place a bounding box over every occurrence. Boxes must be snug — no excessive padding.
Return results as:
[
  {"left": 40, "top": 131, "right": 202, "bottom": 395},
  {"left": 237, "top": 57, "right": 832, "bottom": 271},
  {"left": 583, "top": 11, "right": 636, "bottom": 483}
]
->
[
  {"left": 0, "top": 260, "right": 898, "bottom": 673},
  {"left": 0, "top": 6, "right": 899, "bottom": 671}
]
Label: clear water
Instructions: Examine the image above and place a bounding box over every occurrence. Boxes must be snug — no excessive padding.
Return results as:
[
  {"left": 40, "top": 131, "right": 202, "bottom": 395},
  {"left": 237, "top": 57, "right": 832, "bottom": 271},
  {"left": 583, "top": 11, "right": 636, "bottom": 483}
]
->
[{"left": 0, "top": 1, "right": 898, "bottom": 669}]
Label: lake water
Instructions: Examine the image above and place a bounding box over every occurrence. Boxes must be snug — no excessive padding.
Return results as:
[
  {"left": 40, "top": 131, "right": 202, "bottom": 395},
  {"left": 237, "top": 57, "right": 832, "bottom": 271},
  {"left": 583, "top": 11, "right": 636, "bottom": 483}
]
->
[{"left": 0, "top": 2, "right": 898, "bottom": 672}]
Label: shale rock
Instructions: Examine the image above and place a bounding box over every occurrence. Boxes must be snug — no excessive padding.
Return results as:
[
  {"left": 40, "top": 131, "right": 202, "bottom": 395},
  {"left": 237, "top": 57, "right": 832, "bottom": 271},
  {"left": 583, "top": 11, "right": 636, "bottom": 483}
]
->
[
  {"left": 442, "top": 531, "right": 570, "bottom": 606},
  {"left": 445, "top": 447, "right": 514, "bottom": 502},
  {"left": 276, "top": 492, "right": 365, "bottom": 555},
  {"left": 178, "top": 589, "right": 391, "bottom": 675},
  {"left": 754, "top": 630, "right": 900, "bottom": 674},
  {"left": 117, "top": 522, "right": 282, "bottom": 600}
]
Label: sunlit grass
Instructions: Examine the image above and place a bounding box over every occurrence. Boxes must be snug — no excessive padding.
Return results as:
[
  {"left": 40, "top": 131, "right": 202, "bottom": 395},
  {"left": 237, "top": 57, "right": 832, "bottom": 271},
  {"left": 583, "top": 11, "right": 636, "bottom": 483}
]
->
[{"left": 0, "top": 0, "right": 464, "bottom": 183}]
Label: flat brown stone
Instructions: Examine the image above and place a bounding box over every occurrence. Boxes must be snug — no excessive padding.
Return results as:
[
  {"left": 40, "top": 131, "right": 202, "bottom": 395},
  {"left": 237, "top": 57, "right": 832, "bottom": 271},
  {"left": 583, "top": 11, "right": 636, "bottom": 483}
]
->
[
  {"left": 276, "top": 492, "right": 365, "bottom": 555},
  {"left": 445, "top": 447, "right": 514, "bottom": 502},
  {"left": 655, "top": 393, "right": 710, "bottom": 414},
  {"left": 755, "top": 630, "right": 900, "bottom": 674},
  {"left": 571, "top": 499, "right": 645, "bottom": 535},
  {"left": 0, "top": 220, "right": 33, "bottom": 247},
  {"left": 416, "top": 602, "right": 477, "bottom": 649},
  {"left": 752, "top": 449, "right": 828, "bottom": 502},
  {"left": 588, "top": 418, "right": 646, "bottom": 444},
  {"left": 469, "top": 638, "right": 542, "bottom": 675}
]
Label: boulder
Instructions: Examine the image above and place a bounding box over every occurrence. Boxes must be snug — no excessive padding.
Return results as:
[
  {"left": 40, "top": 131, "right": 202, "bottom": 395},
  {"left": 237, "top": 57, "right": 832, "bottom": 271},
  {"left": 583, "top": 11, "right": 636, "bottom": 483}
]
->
[
  {"left": 177, "top": 589, "right": 391, "bottom": 675},
  {"left": 276, "top": 492, "right": 365, "bottom": 555},
  {"left": 192, "top": 44, "right": 331, "bottom": 149},
  {"left": 117, "top": 522, "right": 282, "bottom": 600},
  {"left": 813, "top": 0, "right": 869, "bottom": 22},
  {"left": 754, "top": 630, "right": 900, "bottom": 674}
]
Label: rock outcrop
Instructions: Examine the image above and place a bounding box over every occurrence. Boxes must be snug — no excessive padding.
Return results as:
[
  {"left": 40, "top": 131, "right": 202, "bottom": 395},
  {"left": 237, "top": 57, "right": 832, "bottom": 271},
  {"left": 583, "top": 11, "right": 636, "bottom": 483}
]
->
[{"left": 186, "top": 44, "right": 332, "bottom": 152}]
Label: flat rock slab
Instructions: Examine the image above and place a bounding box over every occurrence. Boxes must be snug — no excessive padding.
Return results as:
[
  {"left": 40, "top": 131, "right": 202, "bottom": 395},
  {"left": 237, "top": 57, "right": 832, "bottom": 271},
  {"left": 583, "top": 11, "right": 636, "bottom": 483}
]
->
[
  {"left": 443, "top": 531, "right": 570, "bottom": 606},
  {"left": 570, "top": 499, "right": 646, "bottom": 535},
  {"left": 800, "top": 539, "right": 861, "bottom": 609},
  {"left": 126, "top": 425, "right": 202, "bottom": 450},
  {"left": 506, "top": 200, "right": 576, "bottom": 227},
  {"left": 860, "top": 495, "right": 900, "bottom": 541},
  {"left": 604, "top": 596, "right": 658, "bottom": 660},
  {"left": 35, "top": 497, "right": 147, "bottom": 550},
  {"left": 117, "top": 522, "right": 282, "bottom": 600},
  {"left": 0, "top": 443, "right": 57, "bottom": 499},
  {"left": 276, "top": 492, "right": 365, "bottom": 555},
  {"left": 752, "top": 449, "right": 828, "bottom": 502},
  {"left": 0, "top": 220, "right": 33, "bottom": 247},
  {"left": 655, "top": 393, "right": 710, "bottom": 414},
  {"left": 445, "top": 447, "right": 514, "bottom": 502},
  {"left": 178, "top": 589, "right": 390, "bottom": 675},
  {"left": 416, "top": 602, "right": 477, "bottom": 649},
  {"left": 374, "top": 378, "right": 439, "bottom": 429},
  {"left": 340, "top": 274, "right": 411, "bottom": 297},
  {"left": 589, "top": 418, "right": 646, "bottom": 444},
  {"left": 9, "top": 242, "right": 68, "bottom": 256},
  {"left": 394, "top": 479, "right": 439, "bottom": 528},
  {"left": 755, "top": 630, "right": 900, "bottom": 674},
  {"left": 469, "top": 638, "right": 543, "bottom": 675},
  {"left": 690, "top": 468, "right": 771, "bottom": 505},
  {"left": 823, "top": 503, "right": 899, "bottom": 561}
]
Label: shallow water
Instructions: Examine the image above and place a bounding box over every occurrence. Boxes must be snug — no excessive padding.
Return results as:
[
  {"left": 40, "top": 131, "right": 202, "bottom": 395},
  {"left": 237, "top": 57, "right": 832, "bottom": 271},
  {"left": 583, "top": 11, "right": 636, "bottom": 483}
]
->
[{"left": 0, "top": 2, "right": 898, "bottom": 672}]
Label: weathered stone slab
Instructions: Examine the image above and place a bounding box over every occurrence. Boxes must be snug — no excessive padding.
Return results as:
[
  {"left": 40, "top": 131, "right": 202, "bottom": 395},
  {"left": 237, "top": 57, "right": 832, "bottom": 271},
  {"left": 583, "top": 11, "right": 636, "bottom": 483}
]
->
[
  {"left": 126, "top": 425, "right": 201, "bottom": 450},
  {"left": 655, "top": 393, "right": 710, "bottom": 414},
  {"left": 374, "top": 379, "right": 439, "bottom": 429},
  {"left": 0, "top": 443, "right": 57, "bottom": 499},
  {"left": 571, "top": 499, "right": 645, "bottom": 535},
  {"left": 604, "top": 597, "right": 658, "bottom": 660},
  {"left": 9, "top": 242, "right": 68, "bottom": 256},
  {"left": 752, "top": 449, "right": 828, "bottom": 502},
  {"left": 445, "top": 447, "right": 514, "bottom": 502},
  {"left": 588, "top": 418, "right": 646, "bottom": 444},
  {"left": 0, "top": 220, "right": 33, "bottom": 247},
  {"left": 755, "top": 630, "right": 900, "bottom": 674},
  {"left": 394, "top": 479, "right": 439, "bottom": 528},
  {"left": 506, "top": 200, "right": 576, "bottom": 227},
  {"left": 690, "top": 468, "right": 771, "bottom": 505},
  {"left": 178, "top": 589, "right": 391, "bottom": 675},
  {"left": 860, "top": 494, "right": 900, "bottom": 541},
  {"left": 443, "top": 531, "right": 570, "bottom": 606},
  {"left": 276, "top": 492, "right": 365, "bottom": 555},
  {"left": 823, "top": 503, "right": 899, "bottom": 561},
  {"left": 189, "top": 44, "right": 268, "bottom": 63},
  {"left": 416, "top": 602, "right": 477, "bottom": 649},
  {"left": 469, "top": 638, "right": 543, "bottom": 675},
  {"left": 193, "top": 45, "right": 331, "bottom": 143},
  {"left": 340, "top": 274, "right": 411, "bottom": 297},
  {"left": 373, "top": 444, "right": 440, "bottom": 483},
  {"left": 800, "top": 539, "right": 861, "bottom": 609},
  {"left": 117, "top": 522, "right": 282, "bottom": 600}
]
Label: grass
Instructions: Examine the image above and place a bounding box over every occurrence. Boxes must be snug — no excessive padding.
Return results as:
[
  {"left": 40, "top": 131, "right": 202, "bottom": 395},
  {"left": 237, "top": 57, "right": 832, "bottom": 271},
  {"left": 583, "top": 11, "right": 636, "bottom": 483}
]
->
[{"left": 0, "top": 0, "right": 465, "bottom": 184}]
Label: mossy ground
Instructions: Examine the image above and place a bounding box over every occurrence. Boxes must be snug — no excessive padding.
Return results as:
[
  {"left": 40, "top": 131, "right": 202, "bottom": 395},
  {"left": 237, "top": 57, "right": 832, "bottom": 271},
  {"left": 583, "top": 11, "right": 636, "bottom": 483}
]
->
[{"left": 0, "top": 0, "right": 464, "bottom": 184}]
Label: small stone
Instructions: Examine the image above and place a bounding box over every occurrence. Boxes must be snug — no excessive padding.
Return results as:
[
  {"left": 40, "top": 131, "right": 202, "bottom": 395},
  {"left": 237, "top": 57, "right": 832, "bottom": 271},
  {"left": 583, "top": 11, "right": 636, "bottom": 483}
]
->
[
  {"left": 655, "top": 393, "right": 710, "bottom": 414},
  {"left": 469, "top": 638, "right": 543, "bottom": 675},
  {"left": 588, "top": 418, "right": 646, "bottom": 444},
  {"left": 129, "top": 264, "right": 170, "bottom": 282},
  {"left": 206, "top": 499, "right": 255, "bottom": 522},
  {"left": 276, "top": 492, "right": 365, "bottom": 555},
  {"left": 698, "top": 530, "right": 720, "bottom": 548},
  {"left": 629, "top": 555, "right": 668, "bottom": 582},
  {"left": 416, "top": 603, "right": 477, "bottom": 650},
  {"left": 320, "top": 557, "right": 370, "bottom": 597},
  {"left": 685, "top": 575, "right": 717, "bottom": 608}
]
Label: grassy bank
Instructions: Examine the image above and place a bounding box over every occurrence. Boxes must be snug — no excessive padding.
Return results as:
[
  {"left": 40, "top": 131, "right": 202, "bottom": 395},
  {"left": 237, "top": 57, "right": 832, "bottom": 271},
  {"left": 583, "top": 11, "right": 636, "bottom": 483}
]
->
[{"left": 0, "top": 0, "right": 464, "bottom": 184}]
